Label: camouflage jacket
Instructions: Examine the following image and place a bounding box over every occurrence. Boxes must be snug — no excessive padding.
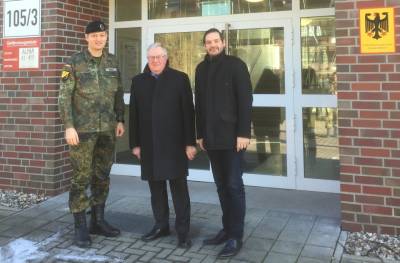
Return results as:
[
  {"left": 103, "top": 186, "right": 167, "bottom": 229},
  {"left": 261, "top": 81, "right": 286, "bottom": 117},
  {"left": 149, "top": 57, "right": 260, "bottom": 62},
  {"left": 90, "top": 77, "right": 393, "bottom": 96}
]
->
[{"left": 58, "top": 49, "right": 125, "bottom": 133}]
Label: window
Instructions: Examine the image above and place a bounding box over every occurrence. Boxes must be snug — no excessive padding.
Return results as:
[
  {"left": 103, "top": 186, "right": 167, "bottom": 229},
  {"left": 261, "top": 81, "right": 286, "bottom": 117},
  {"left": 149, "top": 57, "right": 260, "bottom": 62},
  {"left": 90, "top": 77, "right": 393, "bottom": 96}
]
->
[
  {"left": 300, "top": 0, "right": 334, "bottom": 9},
  {"left": 301, "top": 17, "right": 336, "bottom": 94},
  {"left": 148, "top": 0, "right": 292, "bottom": 19},
  {"left": 115, "top": 28, "right": 142, "bottom": 92},
  {"left": 115, "top": 0, "right": 141, "bottom": 21}
]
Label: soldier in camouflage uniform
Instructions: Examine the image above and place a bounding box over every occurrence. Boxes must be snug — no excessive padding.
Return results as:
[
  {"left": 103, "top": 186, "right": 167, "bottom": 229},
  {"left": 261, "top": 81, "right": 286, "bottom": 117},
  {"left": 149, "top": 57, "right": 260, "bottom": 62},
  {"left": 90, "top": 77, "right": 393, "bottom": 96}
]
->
[{"left": 58, "top": 21, "right": 125, "bottom": 248}]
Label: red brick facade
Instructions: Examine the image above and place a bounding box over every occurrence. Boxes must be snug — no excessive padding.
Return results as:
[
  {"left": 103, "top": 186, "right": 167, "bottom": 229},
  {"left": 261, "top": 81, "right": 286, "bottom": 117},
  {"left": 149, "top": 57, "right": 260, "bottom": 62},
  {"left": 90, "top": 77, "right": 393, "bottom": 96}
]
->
[
  {"left": 337, "top": 0, "right": 400, "bottom": 234},
  {"left": 0, "top": 0, "right": 108, "bottom": 195}
]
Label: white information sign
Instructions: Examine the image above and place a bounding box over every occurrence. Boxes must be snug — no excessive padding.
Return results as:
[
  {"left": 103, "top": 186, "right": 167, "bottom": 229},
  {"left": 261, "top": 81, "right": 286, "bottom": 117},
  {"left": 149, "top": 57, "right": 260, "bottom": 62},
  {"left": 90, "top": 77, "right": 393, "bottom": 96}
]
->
[
  {"left": 3, "top": 0, "right": 41, "bottom": 38},
  {"left": 19, "top": 47, "right": 39, "bottom": 68}
]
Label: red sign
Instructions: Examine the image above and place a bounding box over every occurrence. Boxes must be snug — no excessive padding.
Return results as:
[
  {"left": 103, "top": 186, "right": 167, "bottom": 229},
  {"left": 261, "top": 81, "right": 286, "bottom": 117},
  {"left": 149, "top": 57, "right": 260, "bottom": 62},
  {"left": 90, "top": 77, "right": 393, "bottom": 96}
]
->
[{"left": 3, "top": 37, "right": 41, "bottom": 71}]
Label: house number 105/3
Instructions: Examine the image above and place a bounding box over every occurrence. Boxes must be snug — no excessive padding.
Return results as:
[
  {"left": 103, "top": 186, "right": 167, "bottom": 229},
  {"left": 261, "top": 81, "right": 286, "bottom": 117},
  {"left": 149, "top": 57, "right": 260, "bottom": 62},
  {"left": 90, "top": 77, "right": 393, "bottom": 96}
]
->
[{"left": 6, "top": 8, "right": 38, "bottom": 28}]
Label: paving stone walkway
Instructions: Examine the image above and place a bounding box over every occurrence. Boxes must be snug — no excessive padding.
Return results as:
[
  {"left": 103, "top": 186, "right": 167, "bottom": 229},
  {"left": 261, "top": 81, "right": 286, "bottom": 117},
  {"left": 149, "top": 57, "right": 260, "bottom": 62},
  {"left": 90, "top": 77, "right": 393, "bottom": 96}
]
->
[{"left": 0, "top": 177, "right": 395, "bottom": 263}]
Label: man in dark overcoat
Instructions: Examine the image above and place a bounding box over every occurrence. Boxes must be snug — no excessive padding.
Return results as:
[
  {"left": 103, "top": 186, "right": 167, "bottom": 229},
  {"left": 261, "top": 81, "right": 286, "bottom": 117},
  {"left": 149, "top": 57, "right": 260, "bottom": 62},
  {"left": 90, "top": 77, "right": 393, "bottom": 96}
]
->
[
  {"left": 195, "top": 28, "right": 253, "bottom": 258},
  {"left": 129, "top": 43, "right": 196, "bottom": 249}
]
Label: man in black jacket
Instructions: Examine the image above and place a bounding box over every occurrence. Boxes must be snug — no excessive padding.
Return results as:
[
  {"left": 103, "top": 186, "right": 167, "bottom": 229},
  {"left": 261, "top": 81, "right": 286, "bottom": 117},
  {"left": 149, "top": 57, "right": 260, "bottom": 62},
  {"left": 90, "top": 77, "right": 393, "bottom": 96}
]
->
[
  {"left": 129, "top": 43, "right": 197, "bottom": 248},
  {"left": 195, "top": 28, "right": 253, "bottom": 258}
]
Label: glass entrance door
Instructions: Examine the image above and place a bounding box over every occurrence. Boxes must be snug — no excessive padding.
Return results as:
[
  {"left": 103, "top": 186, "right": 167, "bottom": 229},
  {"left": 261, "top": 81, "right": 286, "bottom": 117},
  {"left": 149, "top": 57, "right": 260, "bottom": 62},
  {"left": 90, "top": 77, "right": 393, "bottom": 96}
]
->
[
  {"left": 110, "top": 0, "right": 338, "bottom": 193},
  {"left": 149, "top": 19, "right": 296, "bottom": 189}
]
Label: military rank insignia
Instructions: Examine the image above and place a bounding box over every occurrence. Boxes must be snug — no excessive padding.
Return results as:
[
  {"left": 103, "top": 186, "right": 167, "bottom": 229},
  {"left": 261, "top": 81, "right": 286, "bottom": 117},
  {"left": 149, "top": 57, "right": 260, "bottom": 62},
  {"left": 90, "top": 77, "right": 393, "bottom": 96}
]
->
[{"left": 360, "top": 7, "right": 395, "bottom": 53}]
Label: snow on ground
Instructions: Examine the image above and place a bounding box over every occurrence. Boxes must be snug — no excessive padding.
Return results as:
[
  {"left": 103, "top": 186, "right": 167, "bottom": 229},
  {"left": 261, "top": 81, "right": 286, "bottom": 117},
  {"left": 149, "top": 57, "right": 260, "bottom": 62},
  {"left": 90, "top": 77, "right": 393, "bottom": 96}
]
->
[
  {"left": 54, "top": 250, "right": 122, "bottom": 262},
  {"left": 0, "top": 233, "right": 122, "bottom": 263},
  {"left": 0, "top": 238, "right": 48, "bottom": 263}
]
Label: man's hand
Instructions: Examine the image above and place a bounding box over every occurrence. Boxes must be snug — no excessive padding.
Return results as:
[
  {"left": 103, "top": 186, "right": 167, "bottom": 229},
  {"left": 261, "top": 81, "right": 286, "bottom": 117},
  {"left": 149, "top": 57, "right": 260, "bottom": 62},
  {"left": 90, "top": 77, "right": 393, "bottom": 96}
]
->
[
  {"left": 236, "top": 137, "right": 250, "bottom": 152},
  {"left": 186, "top": 146, "right": 197, "bottom": 160},
  {"left": 132, "top": 147, "right": 141, "bottom": 160},
  {"left": 116, "top": 122, "right": 125, "bottom": 137},
  {"left": 65, "top": 127, "right": 80, "bottom": 146},
  {"left": 196, "top": 138, "right": 205, "bottom": 151}
]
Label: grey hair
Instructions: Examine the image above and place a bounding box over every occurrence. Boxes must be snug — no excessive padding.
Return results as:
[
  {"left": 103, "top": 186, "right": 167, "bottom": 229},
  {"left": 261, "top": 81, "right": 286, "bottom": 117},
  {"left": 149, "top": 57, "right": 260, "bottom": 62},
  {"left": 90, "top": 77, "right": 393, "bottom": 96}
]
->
[{"left": 147, "top": 42, "right": 168, "bottom": 57}]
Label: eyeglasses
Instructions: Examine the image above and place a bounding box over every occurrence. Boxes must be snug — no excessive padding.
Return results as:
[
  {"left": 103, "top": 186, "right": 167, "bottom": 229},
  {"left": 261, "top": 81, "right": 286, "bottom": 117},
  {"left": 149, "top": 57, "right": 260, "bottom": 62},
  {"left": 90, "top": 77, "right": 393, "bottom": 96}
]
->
[{"left": 147, "top": 55, "right": 166, "bottom": 61}]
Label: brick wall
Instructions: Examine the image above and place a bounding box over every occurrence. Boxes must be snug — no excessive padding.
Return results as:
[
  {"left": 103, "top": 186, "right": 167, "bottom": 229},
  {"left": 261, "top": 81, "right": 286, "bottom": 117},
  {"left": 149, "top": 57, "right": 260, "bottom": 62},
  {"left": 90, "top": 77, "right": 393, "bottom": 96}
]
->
[
  {"left": 337, "top": 0, "right": 400, "bottom": 234},
  {"left": 0, "top": 0, "right": 108, "bottom": 195}
]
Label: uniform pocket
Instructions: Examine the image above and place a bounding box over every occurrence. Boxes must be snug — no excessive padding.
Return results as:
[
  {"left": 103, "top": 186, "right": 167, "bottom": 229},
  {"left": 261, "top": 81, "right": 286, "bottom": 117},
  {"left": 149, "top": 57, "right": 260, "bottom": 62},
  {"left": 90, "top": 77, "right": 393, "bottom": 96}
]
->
[
  {"left": 103, "top": 71, "right": 119, "bottom": 93},
  {"left": 76, "top": 72, "right": 97, "bottom": 94}
]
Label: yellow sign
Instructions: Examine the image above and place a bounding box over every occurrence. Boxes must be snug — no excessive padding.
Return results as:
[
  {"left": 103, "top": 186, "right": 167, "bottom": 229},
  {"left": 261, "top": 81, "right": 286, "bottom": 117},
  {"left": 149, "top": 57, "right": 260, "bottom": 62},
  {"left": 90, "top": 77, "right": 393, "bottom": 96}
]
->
[{"left": 360, "top": 7, "right": 396, "bottom": 53}]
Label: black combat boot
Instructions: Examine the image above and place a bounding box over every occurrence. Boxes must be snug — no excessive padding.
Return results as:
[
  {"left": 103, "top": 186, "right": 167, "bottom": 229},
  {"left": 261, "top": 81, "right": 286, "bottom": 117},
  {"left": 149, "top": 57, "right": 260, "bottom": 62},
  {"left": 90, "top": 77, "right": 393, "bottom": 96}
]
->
[
  {"left": 89, "top": 203, "right": 120, "bottom": 237},
  {"left": 73, "top": 211, "right": 92, "bottom": 248}
]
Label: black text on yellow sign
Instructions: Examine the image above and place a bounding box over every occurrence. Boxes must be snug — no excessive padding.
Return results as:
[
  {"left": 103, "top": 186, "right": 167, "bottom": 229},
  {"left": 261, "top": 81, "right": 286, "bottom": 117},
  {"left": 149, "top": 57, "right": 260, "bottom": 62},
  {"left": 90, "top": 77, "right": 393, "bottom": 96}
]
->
[{"left": 359, "top": 7, "right": 396, "bottom": 54}]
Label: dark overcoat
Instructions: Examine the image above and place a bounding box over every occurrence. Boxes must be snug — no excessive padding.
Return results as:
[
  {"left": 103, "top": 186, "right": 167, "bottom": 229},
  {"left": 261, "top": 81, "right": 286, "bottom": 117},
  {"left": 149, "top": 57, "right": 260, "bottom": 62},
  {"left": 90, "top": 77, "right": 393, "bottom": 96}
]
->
[
  {"left": 195, "top": 52, "right": 253, "bottom": 150},
  {"left": 129, "top": 66, "right": 196, "bottom": 181}
]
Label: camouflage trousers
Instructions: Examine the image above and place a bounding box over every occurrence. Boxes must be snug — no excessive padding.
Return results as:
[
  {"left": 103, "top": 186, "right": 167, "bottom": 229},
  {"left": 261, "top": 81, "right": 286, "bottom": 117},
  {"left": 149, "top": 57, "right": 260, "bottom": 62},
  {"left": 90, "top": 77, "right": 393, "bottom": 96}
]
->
[{"left": 69, "top": 130, "right": 115, "bottom": 213}]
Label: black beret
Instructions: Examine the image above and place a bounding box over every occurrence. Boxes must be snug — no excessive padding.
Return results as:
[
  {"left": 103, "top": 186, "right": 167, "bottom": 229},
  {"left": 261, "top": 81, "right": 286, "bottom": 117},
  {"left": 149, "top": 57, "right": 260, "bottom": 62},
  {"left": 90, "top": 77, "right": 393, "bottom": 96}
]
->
[{"left": 85, "top": 21, "right": 106, "bottom": 34}]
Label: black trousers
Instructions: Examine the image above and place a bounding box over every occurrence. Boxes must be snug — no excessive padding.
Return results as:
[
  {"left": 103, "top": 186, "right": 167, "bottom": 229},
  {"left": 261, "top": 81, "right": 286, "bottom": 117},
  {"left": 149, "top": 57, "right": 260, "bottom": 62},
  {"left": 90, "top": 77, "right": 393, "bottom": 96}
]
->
[
  {"left": 148, "top": 177, "right": 190, "bottom": 239},
  {"left": 207, "top": 149, "right": 246, "bottom": 240}
]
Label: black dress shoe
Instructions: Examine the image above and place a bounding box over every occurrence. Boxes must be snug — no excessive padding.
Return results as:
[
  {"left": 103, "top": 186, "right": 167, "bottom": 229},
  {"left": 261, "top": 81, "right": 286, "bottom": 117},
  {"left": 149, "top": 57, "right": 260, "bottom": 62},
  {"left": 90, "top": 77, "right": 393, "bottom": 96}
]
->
[
  {"left": 141, "top": 226, "right": 170, "bottom": 241},
  {"left": 177, "top": 238, "right": 192, "bottom": 249},
  {"left": 203, "top": 229, "right": 228, "bottom": 245},
  {"left": 217, "top": 239, "right": 242, "bottom": 258}
]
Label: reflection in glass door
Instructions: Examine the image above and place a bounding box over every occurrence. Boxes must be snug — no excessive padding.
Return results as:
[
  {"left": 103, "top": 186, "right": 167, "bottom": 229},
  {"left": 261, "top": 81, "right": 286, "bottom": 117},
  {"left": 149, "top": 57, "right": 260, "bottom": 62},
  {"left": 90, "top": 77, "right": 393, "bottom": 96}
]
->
[
  {"left": 295, "top": 16, "right": 339, "bottom": 192},
  {"left": 226, "top": 27, "right": 288, "bottom": 177},
  {"left": 221, "top": 20, "right": 294, "bottom": 188}
]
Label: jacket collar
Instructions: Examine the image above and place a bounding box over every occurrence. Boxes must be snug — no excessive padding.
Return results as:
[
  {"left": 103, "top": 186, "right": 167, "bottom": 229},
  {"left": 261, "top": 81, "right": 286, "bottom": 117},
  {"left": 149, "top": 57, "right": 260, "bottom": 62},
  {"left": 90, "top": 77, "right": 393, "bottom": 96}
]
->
[
  {"left": 204, "top": 50, "right": 226, "bottom": 63},
  {"left": 143, "top": 60, "right": 170, "bottom": 76},
  {"left": 84, "top": 48, "right": 108, "bottom": 62}
]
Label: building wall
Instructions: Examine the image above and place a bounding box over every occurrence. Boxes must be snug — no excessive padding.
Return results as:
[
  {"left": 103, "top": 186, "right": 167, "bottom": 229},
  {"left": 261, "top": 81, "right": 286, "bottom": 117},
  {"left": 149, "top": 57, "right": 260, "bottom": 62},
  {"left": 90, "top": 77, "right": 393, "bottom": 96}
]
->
[
  {"left": 337, "top": 0, "right": 400, "bottom": 234},
  {"left": 0, "top": 0, "right": 108, "bottom": 195}
]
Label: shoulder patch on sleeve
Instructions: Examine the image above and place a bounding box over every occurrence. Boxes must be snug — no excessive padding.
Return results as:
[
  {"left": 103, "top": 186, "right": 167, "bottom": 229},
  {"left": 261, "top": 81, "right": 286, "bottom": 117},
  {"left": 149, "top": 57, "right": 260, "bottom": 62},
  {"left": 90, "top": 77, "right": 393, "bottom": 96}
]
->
[
  {"left": 61, "top": 67, "right": 72, "bottom": 81},
  {"left": 61, "top": 64, "right": 72, "bottom": 81},
  {"left": 61, "top": 70, "right": 70, "bottom": 80}
]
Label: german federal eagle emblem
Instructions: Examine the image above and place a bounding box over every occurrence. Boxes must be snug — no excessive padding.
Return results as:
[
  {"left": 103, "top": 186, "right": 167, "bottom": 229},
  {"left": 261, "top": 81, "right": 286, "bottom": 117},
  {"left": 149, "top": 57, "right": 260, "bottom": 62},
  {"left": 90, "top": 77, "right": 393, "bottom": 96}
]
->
[{"left": 365, "top": 12, "right": 389, "bottom": 40}]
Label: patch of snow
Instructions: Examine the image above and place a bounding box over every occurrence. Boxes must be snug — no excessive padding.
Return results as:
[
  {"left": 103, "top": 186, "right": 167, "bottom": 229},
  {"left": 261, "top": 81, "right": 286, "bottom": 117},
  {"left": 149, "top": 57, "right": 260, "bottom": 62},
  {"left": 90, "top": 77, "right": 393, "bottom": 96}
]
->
[
  {"left": 54, "top": 249, "right": 123, "bottom": 262},
  {"left": 0, "top": 233, "right": 123, "bottom": 263},
  {"left": 0, "top": 238, "right": 48, "bottom": 263}
]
